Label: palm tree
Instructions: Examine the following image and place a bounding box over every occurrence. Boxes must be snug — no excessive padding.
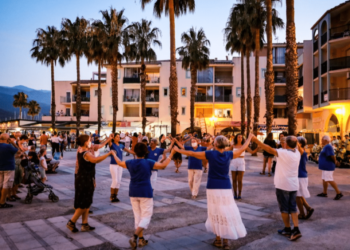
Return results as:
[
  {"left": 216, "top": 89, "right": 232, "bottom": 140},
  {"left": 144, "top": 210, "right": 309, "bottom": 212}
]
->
[
  {"left": 61, "top": 17, "right": 89, "bottom": 136},
  {"left": 30, "top": 26, "right": 66, "bottom": 130},
  {"left": 285, "top": 0, "right": 298, "bottom": 135},
  {"left": 177, "top": 27, "right": 210, "bottom": 133},
  {"left": 13, "top": 92, "right": 28, "bottom": 119},
  {"left": 128, "top": 19, "right": 162, "bottom": 134},
  {"left": 27, "top": 100, "right": 41, "bottom": 120},
  {"left": 141, "top": 0, "right": 195, "bottom": 136}
]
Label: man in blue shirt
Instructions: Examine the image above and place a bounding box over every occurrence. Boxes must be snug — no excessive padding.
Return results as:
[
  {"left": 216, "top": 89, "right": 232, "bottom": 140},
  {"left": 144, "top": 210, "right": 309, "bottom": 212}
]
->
[
  {"left": 92, "top": 130, "right": 100, "bottom": 145},
  {"left": 0, "top": 133, "right": 19, "bottom": 209},
  {"left": 317, "top": 135, "right": 343, "bottom": 200}
]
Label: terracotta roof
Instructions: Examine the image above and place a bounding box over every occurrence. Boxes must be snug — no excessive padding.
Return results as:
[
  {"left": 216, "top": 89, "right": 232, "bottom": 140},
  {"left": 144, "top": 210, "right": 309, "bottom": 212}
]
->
[
  {"left": 310, "top": 0, "right": 350, "bottom": 30},
  {"left": 70, "top": 80, "right": 107, "bottom": 84}
]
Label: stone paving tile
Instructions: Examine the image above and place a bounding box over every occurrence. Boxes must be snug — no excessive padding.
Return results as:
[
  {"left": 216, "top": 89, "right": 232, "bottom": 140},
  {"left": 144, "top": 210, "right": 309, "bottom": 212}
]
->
[
  {"left": 153, "top": 200, "right": 168, "bottom": 207},
  {"left": 111, "top": 202, "right": 133, "bottom": 210},
  {"left": 14, "top": 239, "right": 43, "bottom": 250},
  {"left": 0, "top": 236, "right": 11, "bottom": 250},
  {"left": 110, "top": 232, "right": 132, "bottom": 248},
  {"left": 4, "top": 226, "right": 28, "bottom": 236},
  {"left": 240, "top": 212, "right": 273, "bottom": 222},
  {"left": 78, "top": 237, "right": 103, "bottom": 248},
  {"left": 236, "top": 202, "right": 264, "bottom": 210},
  {"left": 238, "top": 206, "right": 271, "bottom": 217},
  {"left": 3, "top": 222, "right": 22, "bottom": 230},
  {"left": 50, "top": 242, "right": 79, "bottom": 250}
]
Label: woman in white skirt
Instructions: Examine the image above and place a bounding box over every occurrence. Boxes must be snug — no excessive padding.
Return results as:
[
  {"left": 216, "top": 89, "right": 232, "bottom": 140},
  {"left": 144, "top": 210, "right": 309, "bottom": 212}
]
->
[
  {"left": 227, "top": 134, "right": 259, "bottom": 200},
  {"left": 111, "top": 142, "right": 176, "bottom": 249},
  {"left": 174, "top": 134, "right": 253, "bottom": 249},
  {"left": 296, "top": 137, "right": 314, "bottom": 220}
]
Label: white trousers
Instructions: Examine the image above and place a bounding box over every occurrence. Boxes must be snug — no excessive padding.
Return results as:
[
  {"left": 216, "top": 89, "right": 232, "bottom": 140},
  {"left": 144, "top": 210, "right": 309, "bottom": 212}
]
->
[
  {"left": 125, "top": 141, "right": 131, "bottom": 152},
  {"left": 110, "top": 164, "right": 123, "bottom": 189},
  {"left": 151, "top": 171, "right": 158, "bottom": 189},
  {"left": 188, "top": 169, "right": 203, "bottom": 196},
  {"left": 130, "top": 197, "right": 153, "bottom": 229}
]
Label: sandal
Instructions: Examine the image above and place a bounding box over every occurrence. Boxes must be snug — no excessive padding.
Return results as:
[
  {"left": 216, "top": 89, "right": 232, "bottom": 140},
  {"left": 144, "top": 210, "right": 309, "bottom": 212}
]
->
[
  {"left": 81, "top": 223, "right": 95, "bottom": 232},
  {"left": 0, "top": 203, "right": 13, "bottom": 208},
  {"left": 260, "top": 172, "right": 265, "bottom": 175},
  {"left": 268, "top": 173, "right": 272, "bottom": 177},
  {"left": 66, "top": 220, "right": 78, "bottom": 233},
  {"left": 213, "top": 239, "right": 222, "bottom": 248},
  {"left": 138, "top": 237, "right": 148, "bottom": 247},
  {"left": 298, "top": 214, "right": 306, "bottom": 220},
  {"left": 6, "top": 196, "right": 16, "bottom": 202},
  {"left": 305, "top": 208, "right": 314, "bottom": 220},
  {"left": 316, "top": 193, "right": 327, "bottom": 197},
  {"left": 223, "top": 243, "right": 230, "bottom": 250},
  {"left": 110, "top": 195, "right": 120, "bottom": 203}
]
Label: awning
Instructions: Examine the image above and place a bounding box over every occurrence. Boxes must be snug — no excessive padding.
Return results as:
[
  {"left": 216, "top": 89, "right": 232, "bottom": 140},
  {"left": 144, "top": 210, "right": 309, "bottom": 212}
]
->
[
  {"left": 258, "top": 125, "right": 288, "bottom": 131},
  {"left": 214, "top": 121, "right": 246, "bottom": 127}
]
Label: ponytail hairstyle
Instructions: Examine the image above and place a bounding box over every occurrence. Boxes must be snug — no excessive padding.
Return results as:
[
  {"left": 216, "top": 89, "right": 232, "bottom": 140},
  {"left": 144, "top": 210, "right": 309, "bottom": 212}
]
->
[{"left": 77, "top": 134, "right": 90, "bottom": 147}]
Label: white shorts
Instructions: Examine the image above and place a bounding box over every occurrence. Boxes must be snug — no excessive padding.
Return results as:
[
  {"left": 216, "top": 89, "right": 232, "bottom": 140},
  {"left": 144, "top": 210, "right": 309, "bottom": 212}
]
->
[
  {"left": 322, "top": 171, "right": 334, "bottom": 182},
  {"left": 297, "top": 178, "right": 310, "bottom": 198},
  {"left": 230, "top": 158, "right": 245, "bottom": 171}
]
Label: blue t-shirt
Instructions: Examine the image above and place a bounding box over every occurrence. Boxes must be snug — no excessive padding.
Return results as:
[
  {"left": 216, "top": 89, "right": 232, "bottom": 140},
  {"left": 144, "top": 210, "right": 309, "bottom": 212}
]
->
[
  {"left": 92, "top": 133, "right": 100, "bottom": 143},
  {"left": 0, "top": 143, "right": 18, "bottom": 171},
  {"left": 298, "top": 152, "right": 308, "bottom": 178},
  {"left": 319, "top": 144, "right": 336, "bottom": 171},
  {"left": 205, "top": 150, "right": 233, "bottom": 189},
  {"left": 145, "top": 147, "right": 164, "bottom": 172},
  {"left": 185, "top": 146, "right": 207, "bottom": 170},
  {"left": 126, "top": 159, "right": 155, "bottom": 198},
  {"left": 110, "top": 142, "right": 125, "bottom": 164}
]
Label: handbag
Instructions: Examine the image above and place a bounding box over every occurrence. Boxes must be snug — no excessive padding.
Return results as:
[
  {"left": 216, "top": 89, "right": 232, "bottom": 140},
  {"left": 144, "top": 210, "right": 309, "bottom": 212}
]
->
[{"left": 54, "top": 152, "right": 61, "bottom": 160}]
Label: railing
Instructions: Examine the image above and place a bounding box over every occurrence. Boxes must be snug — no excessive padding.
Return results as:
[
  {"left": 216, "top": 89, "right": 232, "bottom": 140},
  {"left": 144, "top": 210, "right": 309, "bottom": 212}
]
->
[
  {"left": 297, "top": 100, "right": 303, "bottom": 111},
  {"left": 313, "top": 94, "right": 319, "bottom": 106},
  {"left": 321, "top": 61, "right": 328, "bottom": 75},
  {"left": 146, "top": 113, "right": 159, "bottom": 117},
  {"left": 214, "top": 76, "right": 233, "bottom": 83},
  {"left": 313, "top": 67, "right": 318, "bottom": 79},
  {"left": 298, "top": 76, "right": 304, "bottom": 87},
  {"left": 73, "top": 111, "right": 89, "bottom": 117},
  {"left": 273, "top": 56, "right": 285, "bottom": 64},
  {"left": 195, "top": 95, "right": 213, "bottom": 102},
  {"left": 321, "top": 32, "right": 328, "bottom": 46},
  {"left": 146, "top": 77, "right": 160, "bottom": 84},
  {"left": 123, "top": 77, "right": 140, "bottom": 83},
  {"left": 274, "top": 95, "right": 287, "bottom": 103},
  {"left": 330, "top": 24, "right": 350, "bottom": 40},
  {"left": 313, "top": 40, "right": 318, "bottom": 53},
  {"left": 321, "top": 91, "right": 328, "bottom": 103},
  {"left": 146, "top": 95, "right": 159, "bottom": 102},
  {"left": 123, "top": 95, "right": 140, "bottom": 102},
  {"left": 329, "top": 56, "right": 350, "bottom": 71},
  {"left": 73, "top": 96, "right": 90, "bottom": 102},
  {"left": 124, "top": 113, "right": 140, "bottom": 117},
  {"left": 215, "top": 95, "right": 233, "bottom": 102},
  {"left": 197, "top": 76, "right": 213, "bottom": 83},
  {"left": 60, "top": 96, "right": 71, "bottom": 103},
  {"left": 275, "top": 77, "right": 286, "bottom": 83},
  {"left": 329, "top": 88, "right": 350, "bottom": 101}
]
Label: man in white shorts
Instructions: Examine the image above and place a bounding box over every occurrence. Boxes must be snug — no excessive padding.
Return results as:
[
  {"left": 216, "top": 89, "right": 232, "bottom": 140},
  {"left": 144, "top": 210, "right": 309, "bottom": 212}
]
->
[{"left": 317, "top": 135, "right": 343, "bottom": 200}]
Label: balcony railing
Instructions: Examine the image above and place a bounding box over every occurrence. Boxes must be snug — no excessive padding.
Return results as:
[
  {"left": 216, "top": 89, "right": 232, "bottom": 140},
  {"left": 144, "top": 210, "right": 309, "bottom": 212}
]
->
[
  {"left": 73, "top": 96, "right": 90, "bottom": 102},
  {"left": 321, "top": 91, "right": 328, "bottom": 103},
  {"left": 274, "top": 95, "right": 287, "bottom": 103},
  {"left": 329, "top": 88, "right": 350, "bottom": 101},
  {"left": 313, "top": 94, "right": 319, "bottom": 106},
  {"left": 313, "top": 40, "right": 318, "bottom": 53},
  {"left": 146, "top": 77, "right": 160, "bottom": 84},
  {"left": 298, "top": 77, "right": 304, "bottom": 87},
  {"left": 329, "top": 56, "right": 350, "bottom": 71},
  {"left": 330, "top": 24, "right": 350, "bottom": 40},
  {"left": 313, "top": 67, "right": 318, "bottom": 79},
  {"left": 321, "top": 32, "right": 328, "bottom": 46},
  {"left": 146, "top": 95, "right": 159, "bottom": 102},
  {"left": 215, "top": 95, "right": 233, "bottom": 102},
  {"left": 297, "top": 100, "right": 303, "bottom": 111},
  {"left": 321, "top": 61, "right": 328, "bottom": 75},
  {"left": 273, "top": 56, "right": 285, "bottom": 64},
  {"left": 195, "top": 95, "right": 213, "bottom": 102},
  {"left": 275, "top": 77, "right": 286, "bottom": 83},
  {"left": 123, "top": 77, "right": 140, "bottom": 83},
  {"left": 197, "top": 76, "right": 213, "bottom": 83},
  {"left": 60, "top": 96, "right": 71, "bottom": 103},
  {"left": 123, "top": 96, "right": 140, "bottom": 102},
  {"left": 214, "top": 76, "right": 233, "bottom": 83}
]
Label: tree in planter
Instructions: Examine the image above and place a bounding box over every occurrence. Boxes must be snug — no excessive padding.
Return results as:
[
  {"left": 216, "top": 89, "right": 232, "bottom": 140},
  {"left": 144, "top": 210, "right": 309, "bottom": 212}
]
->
[
  {"left": 129, "top": 19, "right": 161, "bottom": 134},
  {"left": 141, "top": 0, "right": 195, "bottom": 136},
  {"left": 13, "top": 92, "right": 28, "bottom": 119},
  {"left": 177, "top": 27, "right": 210, "bottom": 133},
  {"left": 27, "top": 100, "right": 41, "bottom": 120}
]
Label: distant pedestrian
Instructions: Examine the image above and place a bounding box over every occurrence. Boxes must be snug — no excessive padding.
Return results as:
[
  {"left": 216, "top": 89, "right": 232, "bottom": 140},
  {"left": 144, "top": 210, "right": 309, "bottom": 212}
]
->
[
  {"left": 261, "top": 133, "right": 276, "bottom": 176},
  {"left": 40, "top": 131, "right": 48, "bottom": 148}
]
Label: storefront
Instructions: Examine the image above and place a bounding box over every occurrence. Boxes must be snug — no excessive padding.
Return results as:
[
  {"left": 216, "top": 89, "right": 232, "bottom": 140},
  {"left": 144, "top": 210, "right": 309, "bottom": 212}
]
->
[
  {"left": 257, "top": 124, "right": 288, "bottom": 142},
  {"left": 214, "top": 121, "right": 242, "bottom": 135}
]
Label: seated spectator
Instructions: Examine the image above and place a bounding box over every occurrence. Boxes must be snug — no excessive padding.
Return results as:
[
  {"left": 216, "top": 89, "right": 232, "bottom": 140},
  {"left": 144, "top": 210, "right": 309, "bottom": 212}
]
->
[
  {"left": 28, "top": 147, "right": 40, "bottom": 165},
  {"left": 40, "top": 145, "right": 59, "bottom": 173}
]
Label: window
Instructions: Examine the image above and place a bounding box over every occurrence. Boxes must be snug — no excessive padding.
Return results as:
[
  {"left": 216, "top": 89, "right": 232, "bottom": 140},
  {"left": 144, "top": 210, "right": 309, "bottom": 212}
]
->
[
  {"left": 101, "top": 106, "right": 104, "bottom": 115},
  {"left": 197, "top": 67, "right": 213, "bottom": 83},
  {"left": 163, "top": 87, "right": 168, "bottom": 97},
  {"left": 181, "top": 87, "right": 187, "bottom": 97},
  {"left": 215, "top": 86, "right": 232, "bottom": 102},
  {"left": 273, "top": 47, "right": 286, "bottom": 64},
  {"left": 182, "top": 107, "right": 186, "bottom": 115},
  {"left": 186, "top": 69, "right": 191, "bottom": 79},
  {"left": 66, "top": 108, "right": 71, "bottom": 116},
  {"left": 110, "top": 106, "right": 113, "bottom": 115},
  {"left": 261, "top": 68, "right": 266, "bottom": 79},
  {"left": 94, "top": 88, "right": 98, "bottom": 97},
  {"left": 236, "top": 87, "right": 241, "bottom": 97}
]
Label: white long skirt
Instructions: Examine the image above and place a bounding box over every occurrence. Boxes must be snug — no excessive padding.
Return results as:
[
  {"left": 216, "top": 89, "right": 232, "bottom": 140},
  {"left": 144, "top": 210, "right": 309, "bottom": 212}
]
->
[{"left": 206, "top": 189, "right": 247, "bottom": 240}]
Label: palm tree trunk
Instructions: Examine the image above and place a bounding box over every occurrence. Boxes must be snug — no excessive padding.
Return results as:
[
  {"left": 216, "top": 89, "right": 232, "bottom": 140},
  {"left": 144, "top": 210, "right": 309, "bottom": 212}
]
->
[
  {"left": 111, "top": 62, "right": 119, "bottom": 134},
  {"left": 169, "top": 0, "right": 179, "bottom": 137},
  {"left": 76, "top": 54, "right": 81, "bottom": 136},
  {"left": 253, "top": 29, "right": 260, "bottom": 137},
  {"left": 19, "top": 107, "right": 22, "bottom": 119},
  {"left": 240, "top": 50, "right": 246, "bottom": 135},
  {"left": 265, "top": 0, "right": 275, "bottom": 135},
  {"left": 51, "top": 60, "right": 56, "bottom": 131},
  {"left": 286, "top": 0, "right": 298, "bottom": 135},
  {"left": 141, "top": 58, "right": 147, "bottom": 133},
  {"left": 97, "top": 60, "right": 102, "bottom": 134},
  {"left": 246, "top": 52, "right": 252, "bottom": 138},
  {"left": 190, "top": 66, "right": 197, "bottom": 133}
]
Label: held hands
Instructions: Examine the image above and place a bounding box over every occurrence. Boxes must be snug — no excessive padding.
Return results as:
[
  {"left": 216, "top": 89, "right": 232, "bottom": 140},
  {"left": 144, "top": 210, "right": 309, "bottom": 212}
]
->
[{"left": 172, "top": 146, "right": 179, "bottom": 153}]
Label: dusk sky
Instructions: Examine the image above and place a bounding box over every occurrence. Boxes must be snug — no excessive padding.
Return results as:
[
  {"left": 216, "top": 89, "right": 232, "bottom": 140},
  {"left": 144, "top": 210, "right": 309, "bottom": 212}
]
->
[{"left": 0, "top": 0, "right": 345, "bottom": 90}]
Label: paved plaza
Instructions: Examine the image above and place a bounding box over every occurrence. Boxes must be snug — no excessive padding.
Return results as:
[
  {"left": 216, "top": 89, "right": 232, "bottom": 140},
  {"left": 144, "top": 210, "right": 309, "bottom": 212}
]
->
[{"left": 0, "top": 149, "right": 349, "bottom": 250}]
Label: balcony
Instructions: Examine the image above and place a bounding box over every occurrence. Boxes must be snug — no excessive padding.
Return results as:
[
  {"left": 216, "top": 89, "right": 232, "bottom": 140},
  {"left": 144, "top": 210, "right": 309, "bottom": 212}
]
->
[
  {"left": 313, "top": 67, "right": 318, "bottom": 79},
  {"left": 146, "top": 95, "right": 159, "bottom": 102},
  {"left": 321, "top": 32, "right": 328, "bottom": 46},
  {"left": 123, "top": 96, "right": 140, "bottom": 102},
  {"left": 275, "top": 74, "right": 286, "bottom": 83},
  {"left": 297, "top": 100, "right": 303, "bottom": 111},
  {"left": 195, "top": 95, "right": 213, "bottom": 102},
  {"left": 313, "top": 40, "right": 318, "bottom": 53},
  {"left": 273, "top": 56, "right": 285, "bottom": 65},
  {"left": 123, "top": 77, "right": 140, "bottom": 84},
  {"left": 72, "top": 96, "right": 90, "bottom": 102},
  {"left": 60, "top": 96, "right": 71, "bottom": 103},
  {"left": 146, "top": 77, "right": 160, "bottom": 84},
  {"left": 215, "top": 95, "right": 233, "bottom": 102},
  {"left": 321, "top": 91, "right": 328, "bottom": 103},
  {"left": 329, "top": 88, "right": 350, "bottom": 101},
  {"left": 329, "top": 56, "right": 350, "bottom": 72},
  {"left": 313, "top": 94, "right": 319, "bottom": 106},
  {"left": 214, "top": 76, "right": 233, "bottom": 83},
  {"left": 330, "top": 24, "right": 350, "bottom": 40},
  {"left": 298, "top": 77, "right": 303, "bottom": 87},
  {"left": 274, "top": 95, "right": 287, "bottom": 103},
  {"left": 321, "top": 61, "right": 327, "bottom": 75}
]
